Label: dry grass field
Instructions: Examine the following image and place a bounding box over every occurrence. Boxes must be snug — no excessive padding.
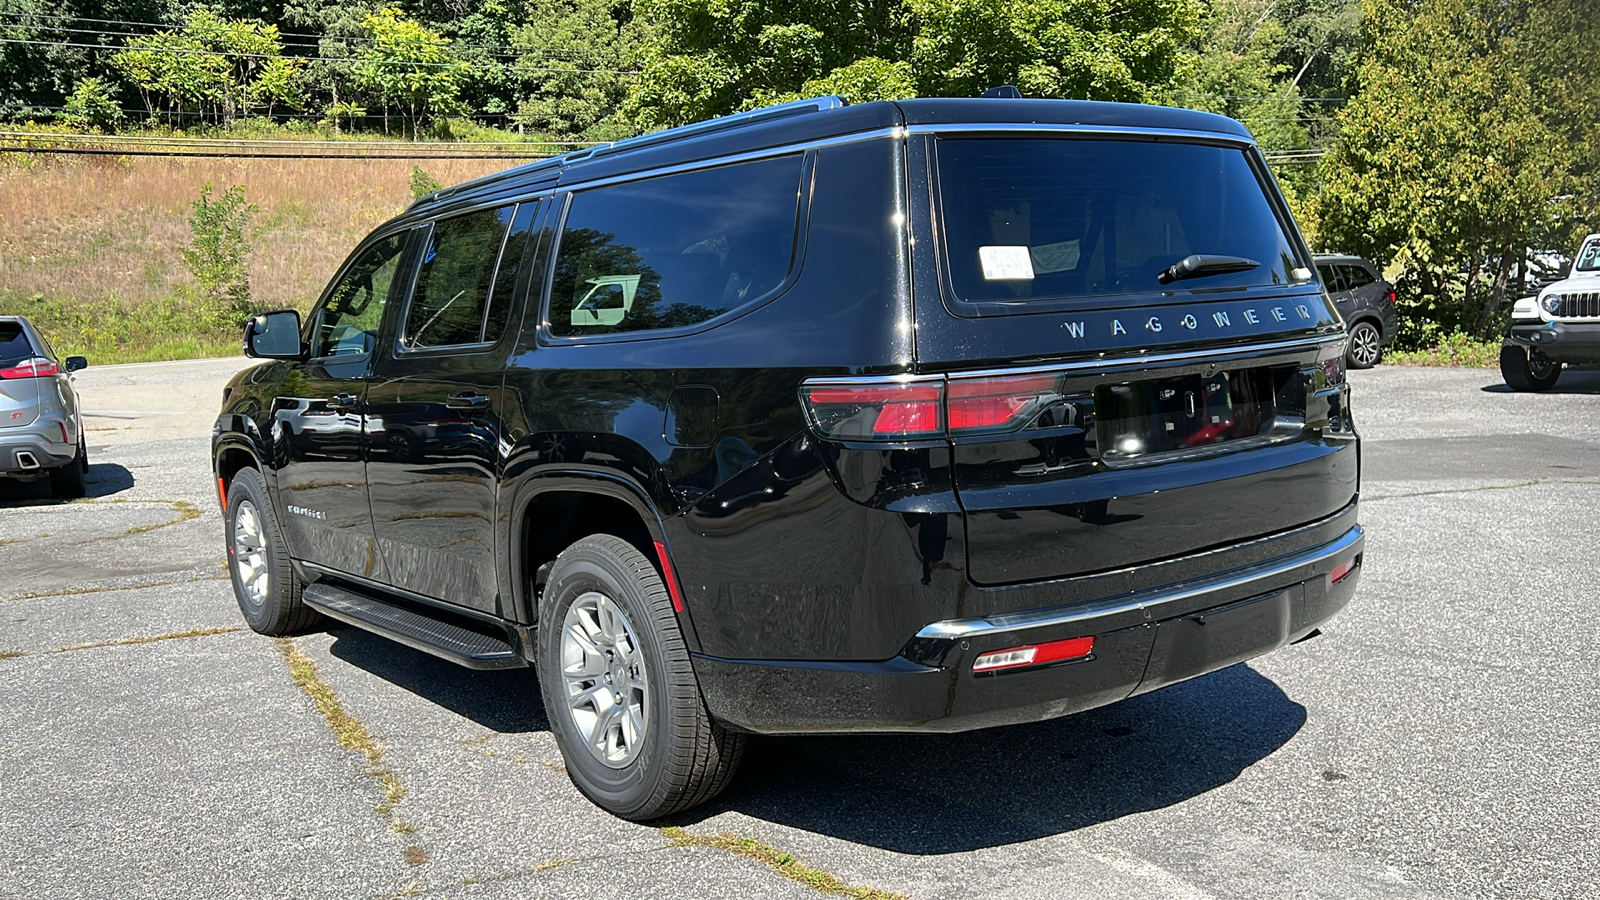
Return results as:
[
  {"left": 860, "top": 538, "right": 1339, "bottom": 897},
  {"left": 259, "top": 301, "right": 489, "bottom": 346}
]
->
[{"left": 0, "top": 152, "right": 518, "bottom": 361}]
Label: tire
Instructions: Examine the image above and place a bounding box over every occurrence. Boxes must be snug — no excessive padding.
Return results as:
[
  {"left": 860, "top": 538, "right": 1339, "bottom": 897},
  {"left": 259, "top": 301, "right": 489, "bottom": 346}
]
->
[
  {"left": 48, "top": 438, "right": 86, "bottom": 499},
  {"left": 1345, "top": 320, "right": 1383, "bottom": 369},
  {"left": 1500, "top": 345, "right": 1562, "bottom": 392},
  {"left": 226, "top": 467, "right": 320, "bottom": 635},
  {"left": 537, "top": 534, "right": 744, "bottom": 820}
]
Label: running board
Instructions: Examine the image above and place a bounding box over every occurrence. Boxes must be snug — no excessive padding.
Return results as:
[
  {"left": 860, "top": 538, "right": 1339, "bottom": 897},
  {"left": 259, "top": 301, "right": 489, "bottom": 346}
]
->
[{"left": 302, "top": 581, "right": 525, "bottom": 670}]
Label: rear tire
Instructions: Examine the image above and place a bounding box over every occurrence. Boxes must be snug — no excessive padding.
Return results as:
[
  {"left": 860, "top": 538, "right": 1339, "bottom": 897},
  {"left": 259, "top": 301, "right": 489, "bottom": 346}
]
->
[
  {"left": 1345, "top": 320, "right": 1383, "bottom": 369},
  {"left": 48, "top": 438, "right": 86, "bottom": 499},
  {"left": 1500, "top": 345, "right": 1562, "bottom": 392},
  {"left": 537, "top": 534, "right": 744, "bottom": 820},
  {"left": 226, "top": 467, "right": 320, "bottom": 635}
]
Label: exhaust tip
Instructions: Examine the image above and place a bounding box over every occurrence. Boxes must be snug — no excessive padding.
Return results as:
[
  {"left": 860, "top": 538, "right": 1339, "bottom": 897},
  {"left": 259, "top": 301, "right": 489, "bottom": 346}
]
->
[{"left": 16, "top": 451, "right": 40, "bottom": 470}]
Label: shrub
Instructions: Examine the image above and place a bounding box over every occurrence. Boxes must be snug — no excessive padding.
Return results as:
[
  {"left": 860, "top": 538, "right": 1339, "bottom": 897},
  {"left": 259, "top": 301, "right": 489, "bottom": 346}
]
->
[
  {"left": 183, "top": 183, "right": 258, "bottom": 328},
  {"left": 408, "top": 164, "right": 444, "bottom": 199},
  {"left": 57, "top": 78, "right": 123, "bottom": 133}
]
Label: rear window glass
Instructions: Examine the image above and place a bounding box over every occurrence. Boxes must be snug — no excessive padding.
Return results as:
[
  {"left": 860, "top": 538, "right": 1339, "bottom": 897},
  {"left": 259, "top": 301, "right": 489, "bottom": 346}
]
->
[
  {"left": 0, "top": 322, "right": 35, "bottom": 367},
  {"left": 547, "top": 154, "right": 804, "bottom": 337},
  {"left": 936, "top": 138, "right": 1302, "bottom": 309}
]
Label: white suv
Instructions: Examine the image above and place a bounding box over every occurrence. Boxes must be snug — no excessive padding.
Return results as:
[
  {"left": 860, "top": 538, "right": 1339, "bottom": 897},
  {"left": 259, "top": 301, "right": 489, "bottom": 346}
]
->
[{"left": 1502, "top": 233, "right": 1600, "bottom": 391}]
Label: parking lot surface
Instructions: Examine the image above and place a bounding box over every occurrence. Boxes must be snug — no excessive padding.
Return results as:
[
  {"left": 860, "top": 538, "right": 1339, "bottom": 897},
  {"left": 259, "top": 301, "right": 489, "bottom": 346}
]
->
[{"left": 2, "top": 359, "right": 1596, "bottom": 899}]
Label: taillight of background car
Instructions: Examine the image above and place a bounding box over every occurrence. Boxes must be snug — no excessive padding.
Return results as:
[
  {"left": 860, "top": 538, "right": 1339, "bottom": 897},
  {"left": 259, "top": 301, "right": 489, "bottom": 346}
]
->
[{"left": 0, "top": 357, "right": 58, "bottom": 379}]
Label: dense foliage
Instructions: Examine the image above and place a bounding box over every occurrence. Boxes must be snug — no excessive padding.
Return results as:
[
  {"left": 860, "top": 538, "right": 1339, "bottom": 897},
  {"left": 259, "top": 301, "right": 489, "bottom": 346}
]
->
[{"left": 0, "top": 0, "right": 1596, "bottom": 346}]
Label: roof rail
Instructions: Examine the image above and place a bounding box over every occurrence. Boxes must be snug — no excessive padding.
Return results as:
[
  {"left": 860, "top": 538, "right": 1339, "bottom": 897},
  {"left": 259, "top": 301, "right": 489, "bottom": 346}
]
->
[
  {"left": 408, "top": 96, "right": 845, "bottom": 211},
  {"left": 594, "top": 95, "right": 845, "bottom": 160}
]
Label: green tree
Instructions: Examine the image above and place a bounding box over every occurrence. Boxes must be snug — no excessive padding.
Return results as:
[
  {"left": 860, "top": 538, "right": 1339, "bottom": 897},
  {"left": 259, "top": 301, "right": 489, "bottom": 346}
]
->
[
  {"left": 112, "top": 8, "right": 302, "bottom": 125},
  {"left": 57, "top": 76, "right": 124, "bottom": 131},
  {"left": 1318, "top": 0, "right": 1568, "bottom": 339},
  {"left": 408, "top": 163, "right": 444, "bottom": 198},
  {"left": 510, "top": 0, "right": 649, "bottom": 140},
  {"left": 184, "top": 183, "right": 259, "bottom": 328},
  {"left": 910, "top": 0, "right": 1202, "bottom": 102},
  {"left": 355, "top": 7, "right": 470, "bottom": 138},
  {"left": 625, "top": 0, "right": 916, "bottom": 130},
  {"left": 1176, "top": 0, "right": 1309, "bottom": 152}
]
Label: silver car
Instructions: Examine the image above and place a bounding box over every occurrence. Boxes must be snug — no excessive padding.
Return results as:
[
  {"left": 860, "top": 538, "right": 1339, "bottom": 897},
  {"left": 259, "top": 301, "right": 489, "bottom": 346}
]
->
[{"left": 0, "top": 316, "right": 88, "bottom": 498}]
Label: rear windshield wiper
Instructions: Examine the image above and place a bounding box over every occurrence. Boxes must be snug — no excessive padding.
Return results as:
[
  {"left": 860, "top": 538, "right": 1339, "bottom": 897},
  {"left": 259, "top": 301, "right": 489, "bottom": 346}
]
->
[{"left": 1157, "top": 254, "right": 1260, "bottom": 285}]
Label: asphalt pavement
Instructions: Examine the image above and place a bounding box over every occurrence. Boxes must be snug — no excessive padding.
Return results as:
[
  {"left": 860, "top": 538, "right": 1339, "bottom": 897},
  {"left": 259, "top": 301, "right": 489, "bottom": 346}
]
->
[{"left": 1, "top": 358, "right": 1596, "bottom": 899}]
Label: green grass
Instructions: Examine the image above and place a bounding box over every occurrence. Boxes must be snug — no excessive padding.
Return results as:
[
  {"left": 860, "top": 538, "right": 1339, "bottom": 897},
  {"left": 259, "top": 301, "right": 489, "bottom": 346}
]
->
[
  {"left": 1384, "top": 332, "right": 1500, "bottom": 368},
  {"left": 0, "top": 292, "right": 242, "bottom": 364}
]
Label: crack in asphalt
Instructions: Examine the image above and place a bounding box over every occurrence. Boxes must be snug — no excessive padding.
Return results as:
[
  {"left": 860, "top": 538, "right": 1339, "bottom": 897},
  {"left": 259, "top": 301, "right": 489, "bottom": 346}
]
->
[
  {"left": 0, "top": 574, "right": 229, "bottom": 604},
  {"left": 1363, "top": 478, "right": 1600, "bottom": 502},
  {"left": 0, "top": 626, "right": 240, "bottom": 659},
  {"left": 276, "top": 638, "right": 429, "bottom": 880}
]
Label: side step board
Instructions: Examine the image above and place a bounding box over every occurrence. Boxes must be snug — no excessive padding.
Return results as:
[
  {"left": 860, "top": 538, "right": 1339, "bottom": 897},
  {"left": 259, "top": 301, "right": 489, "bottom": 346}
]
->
[{"left": 302, "top": 581, "right": 525, "bottom": 670}]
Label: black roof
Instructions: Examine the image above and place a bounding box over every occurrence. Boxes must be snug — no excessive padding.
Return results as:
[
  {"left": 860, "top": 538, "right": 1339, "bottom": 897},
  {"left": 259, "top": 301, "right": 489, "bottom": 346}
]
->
[{"left": 407, "top": 96, "right": 1256, "bottom": 221}]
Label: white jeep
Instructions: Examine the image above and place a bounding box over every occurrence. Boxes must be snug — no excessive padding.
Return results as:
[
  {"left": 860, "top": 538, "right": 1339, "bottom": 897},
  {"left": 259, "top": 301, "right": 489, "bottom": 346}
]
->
[{"left": 1502, "top": 233, "right": 1600, "bottom": 391}]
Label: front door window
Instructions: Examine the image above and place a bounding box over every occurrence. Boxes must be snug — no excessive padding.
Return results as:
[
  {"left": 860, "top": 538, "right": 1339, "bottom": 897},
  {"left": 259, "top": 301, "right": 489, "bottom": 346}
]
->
[{"left": 313, "top": 233, "right": 408, "bottom": 359}]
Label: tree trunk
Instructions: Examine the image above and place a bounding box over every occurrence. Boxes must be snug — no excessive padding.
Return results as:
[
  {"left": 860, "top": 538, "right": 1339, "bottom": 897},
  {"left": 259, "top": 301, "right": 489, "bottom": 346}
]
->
[
  {"left": 1462, "top": 261, "right": 1482, "bottom": 337},
  {"left": 1478, "top": 246, "right": 1515, "bottom": 337}
]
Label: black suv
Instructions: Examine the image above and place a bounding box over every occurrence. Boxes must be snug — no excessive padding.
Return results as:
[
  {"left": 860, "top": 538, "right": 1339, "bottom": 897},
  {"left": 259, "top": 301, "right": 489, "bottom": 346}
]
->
[
  {"left": 215, "top": 96, "right": 1364, "bottom": 819},
  {"left": 1314, "top": 254, "right": 1400, "bottom": 369}
]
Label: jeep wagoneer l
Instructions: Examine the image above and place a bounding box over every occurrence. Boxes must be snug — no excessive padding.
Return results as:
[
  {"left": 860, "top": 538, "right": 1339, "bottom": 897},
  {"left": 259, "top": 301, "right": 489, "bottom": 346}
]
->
[{"left": 214, "top": 95, "right": 1364, "bottom": 818}]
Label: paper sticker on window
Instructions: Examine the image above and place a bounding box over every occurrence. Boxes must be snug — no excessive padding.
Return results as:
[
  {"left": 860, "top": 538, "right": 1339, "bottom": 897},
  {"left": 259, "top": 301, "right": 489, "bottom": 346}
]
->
[
  {"left": 978, "top": 246, "right": 1035, "bottom": 280},
  {"left": 1029, "top": 240, "right": 1080, "bottom": 274}
]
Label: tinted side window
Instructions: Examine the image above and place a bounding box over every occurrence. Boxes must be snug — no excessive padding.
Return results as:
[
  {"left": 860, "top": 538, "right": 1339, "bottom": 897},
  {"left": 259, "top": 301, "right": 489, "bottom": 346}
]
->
[
  {"left": 1343, "top": 265, "right": 1375, "bottom": 289},
  {"left": 314, "top": 233, "right": 407, "bottom": 359},
  {"left": 547, "top": 154, "right": 804, "bottom": 337},
  {"left": 937, "top": 138, "right": 1301, "bottom": 307},
  {"left": 0, "top": 322, "right": 34, "bottom": 367},
  {"left": 403, "top": 205, "right": 520, "bottom": 349},
  {"left": 1316, "top": 264, "right": 1344, "bottom": 292}
]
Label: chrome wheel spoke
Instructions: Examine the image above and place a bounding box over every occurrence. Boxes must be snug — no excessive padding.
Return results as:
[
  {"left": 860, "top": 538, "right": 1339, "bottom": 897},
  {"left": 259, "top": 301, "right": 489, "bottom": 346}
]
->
[
  {"left": 560, "top": 589, "right": 649, "bottom": 768},
  {"left": 231, "top": 499, "right": 270, "bottom": 607}
]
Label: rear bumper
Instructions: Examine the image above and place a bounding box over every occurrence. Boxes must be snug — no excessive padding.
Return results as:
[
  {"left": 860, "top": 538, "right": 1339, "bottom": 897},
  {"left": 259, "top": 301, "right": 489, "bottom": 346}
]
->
[
  {"left": 0, "top": 429, "right": 76, "bottom": 476},
  {"left": 1506, "top": 321, "right": 1600, "bottom": 363},
  {"left": 694, "top": 523, "right": 1363, "bottom": 734}
]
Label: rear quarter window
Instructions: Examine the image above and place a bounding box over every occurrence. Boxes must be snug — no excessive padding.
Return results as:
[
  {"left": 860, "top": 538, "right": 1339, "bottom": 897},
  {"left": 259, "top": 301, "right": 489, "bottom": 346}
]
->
[
  {"left": 935, "top": 138, "right": 1303, "bottom": 312},
  {"left": 0, "top": 323, "right": 35, "bottom": 368},
  {"left": 546, "top": 154, "right": 806, "bottom": 338}
]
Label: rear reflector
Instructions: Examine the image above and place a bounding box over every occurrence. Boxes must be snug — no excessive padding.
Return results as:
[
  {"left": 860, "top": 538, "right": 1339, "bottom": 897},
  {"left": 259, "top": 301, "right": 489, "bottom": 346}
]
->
[
  {"left": 0, "top": 358, "right": 59, "bottom": 379},
  {"left": 1330, "top": 557, "right": 1358, "bottom": 584},
  {"left": 653, "top": 540, "right": 687, "bottom": 614},
  {"left": 972, "top": 635, "right": 1096, "bottom": 673}
]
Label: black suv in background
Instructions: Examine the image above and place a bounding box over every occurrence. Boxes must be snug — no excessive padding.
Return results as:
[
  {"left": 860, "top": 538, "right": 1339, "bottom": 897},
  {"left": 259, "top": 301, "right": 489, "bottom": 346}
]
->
[
  {"left": 215, "top": 95, "right": 1365, "bottom": 819},
  {"left": 1314, "top": 254, "right": 1400, "bottom": 368}
]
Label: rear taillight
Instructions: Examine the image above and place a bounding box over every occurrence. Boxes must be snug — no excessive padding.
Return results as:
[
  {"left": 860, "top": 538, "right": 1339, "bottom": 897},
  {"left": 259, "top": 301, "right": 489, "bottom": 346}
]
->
[
  {"left": 1317, "top": 342, "right": 1346, "bottom": 386},
  {"left": 0, "top": 358, "right": 58, "bottom": 379},
  {"left": 801, "top": 372, "right": 1070, "bottom": 441},
  {"left": 799, "top": 377, "right": 944, "bottom": 440},
  {"left": 1385, "top": 288, "right": 1397, "bottom": 305},
  {"left": 947, "top": 373, "right": 1063, "bottom": 433},
  {"left": 973, "top": 636, "right": 1096, "bottom": 673}
]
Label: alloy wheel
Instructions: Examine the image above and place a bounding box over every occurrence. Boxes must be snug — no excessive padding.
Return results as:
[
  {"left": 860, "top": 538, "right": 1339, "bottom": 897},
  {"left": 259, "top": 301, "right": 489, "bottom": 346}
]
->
[
  {"left": 560, "top": 590, "right": 650, "bottom": 768},
  {"left": 1349, "top": 323, "right": 1381, "bottom": 368},
  {"left": 232, "top": 499, "right": 270, "bottom": 609}
]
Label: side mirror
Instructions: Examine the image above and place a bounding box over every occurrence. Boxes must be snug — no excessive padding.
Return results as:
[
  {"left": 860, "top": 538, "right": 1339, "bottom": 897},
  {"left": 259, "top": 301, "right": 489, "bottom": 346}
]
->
[
  {"left": 63, "top": 356, "right": 88, "bottom": 373},
  {"left": 244, "top": 310, "right": 304, "bottom": 359}
]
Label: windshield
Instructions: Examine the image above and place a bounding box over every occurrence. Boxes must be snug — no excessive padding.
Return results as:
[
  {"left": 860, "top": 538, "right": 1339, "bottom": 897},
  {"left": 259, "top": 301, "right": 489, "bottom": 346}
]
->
[
  {"left": 936, "top": 138, "right": 1303, "bottom": 309},
  {"left": 1576, "top": 239, "right": 1600, "bottom": 272}
]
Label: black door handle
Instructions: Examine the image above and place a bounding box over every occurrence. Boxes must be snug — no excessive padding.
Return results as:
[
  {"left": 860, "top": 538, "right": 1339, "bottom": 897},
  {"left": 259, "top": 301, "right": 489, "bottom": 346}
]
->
[
  {"left": 331, "top": 392, "right": 359, "bottom": 408},
  {"left": 447, "top": 393, "right": 490, "bottom": 410}
]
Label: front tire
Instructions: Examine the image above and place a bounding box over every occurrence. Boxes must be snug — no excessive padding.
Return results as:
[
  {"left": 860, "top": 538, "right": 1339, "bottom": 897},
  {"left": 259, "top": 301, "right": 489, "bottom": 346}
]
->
[
  {"left": 1345, "top": 320, "right": 1383, "bottom": 369},
  {"left": 537, "top": 534, "right": 744, "bottom": 820},
  {"left": 1500, "top": 345, "right": 1562, "bottom": 392},
  {"left": 226, "top": 467, "right": 320, "bottom": 635}
]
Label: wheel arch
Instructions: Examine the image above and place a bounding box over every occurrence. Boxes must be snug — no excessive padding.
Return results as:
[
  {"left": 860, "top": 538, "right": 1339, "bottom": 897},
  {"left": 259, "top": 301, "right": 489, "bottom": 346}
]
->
[{"left": 506, "top": 470, "right": 697, "bottom": 649}]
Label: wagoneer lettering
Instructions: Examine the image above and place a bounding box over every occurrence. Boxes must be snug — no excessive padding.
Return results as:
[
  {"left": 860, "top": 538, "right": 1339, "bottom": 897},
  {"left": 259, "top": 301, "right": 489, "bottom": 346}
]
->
[{"left": 214, "top": 93, "right": 1364, "bottom": 821}]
